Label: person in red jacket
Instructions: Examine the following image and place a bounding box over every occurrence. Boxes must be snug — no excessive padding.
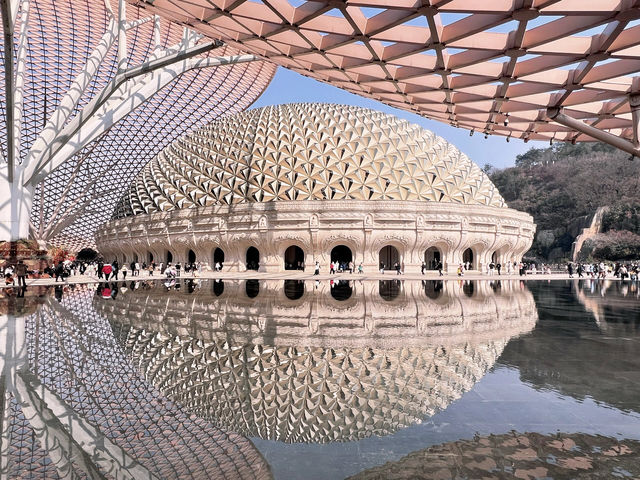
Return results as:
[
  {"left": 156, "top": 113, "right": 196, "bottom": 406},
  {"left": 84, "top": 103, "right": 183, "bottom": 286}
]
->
[{"left": 102, "top": 263, "right": 112, "bottom": 281}]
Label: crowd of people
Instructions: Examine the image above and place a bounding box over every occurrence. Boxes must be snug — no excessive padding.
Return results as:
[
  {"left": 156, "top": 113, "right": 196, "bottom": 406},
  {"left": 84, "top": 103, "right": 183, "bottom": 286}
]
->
[
  {"left": 5, "top": 256, "right": 640, "bottom": 287},
  {"left": 567, "top": 261, "right": 640, "bottom": 280}
]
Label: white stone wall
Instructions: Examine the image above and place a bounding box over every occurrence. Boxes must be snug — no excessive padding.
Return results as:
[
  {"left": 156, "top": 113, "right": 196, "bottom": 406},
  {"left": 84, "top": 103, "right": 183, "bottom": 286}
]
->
[{"left": 96, "top": 200, "right": 535, "bottom": 273}]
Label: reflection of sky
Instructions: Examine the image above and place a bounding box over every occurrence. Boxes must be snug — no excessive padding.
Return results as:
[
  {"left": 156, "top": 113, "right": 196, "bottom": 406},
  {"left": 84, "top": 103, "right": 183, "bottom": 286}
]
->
[{"left": 254, "top": 366, "right": 640, "bottom": 480}]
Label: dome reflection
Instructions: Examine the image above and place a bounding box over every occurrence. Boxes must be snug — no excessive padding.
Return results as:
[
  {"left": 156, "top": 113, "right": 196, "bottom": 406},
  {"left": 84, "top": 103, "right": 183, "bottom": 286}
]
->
[{"left": 98, "top": 280, "right": 537, "bottom": 444}]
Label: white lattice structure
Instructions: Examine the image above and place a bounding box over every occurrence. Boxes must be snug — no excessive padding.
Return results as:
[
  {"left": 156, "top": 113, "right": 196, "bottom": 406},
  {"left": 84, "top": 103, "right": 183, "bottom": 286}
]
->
[
  {"left": 97, "top": 103, "right": 535, "bottom": 272},
  {"left": 130, "top": 0, "right": 640, "bottom": 155},
  {"left": 0, "top": 0, "right": 275, "bottom": 249},
  {"left": 0, "top": 286, "right": 273, "bottom": 479}
]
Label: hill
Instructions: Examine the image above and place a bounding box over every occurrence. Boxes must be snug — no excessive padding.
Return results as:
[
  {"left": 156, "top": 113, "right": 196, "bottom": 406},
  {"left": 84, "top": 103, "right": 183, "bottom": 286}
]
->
[{"left": 488, "top": 142, "right": 640, "bottom": 261}]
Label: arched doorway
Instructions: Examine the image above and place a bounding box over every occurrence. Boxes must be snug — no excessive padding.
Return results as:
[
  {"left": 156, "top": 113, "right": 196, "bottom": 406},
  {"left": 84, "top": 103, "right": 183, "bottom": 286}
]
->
[
  {"left": 284, "top": 245, "right": 305, "bottom": 270},
  {"left": 147, "top": 252, "right": 153, "bottom": 263},
  {"left": 188, "top": 249, "right": 196, "bottom": 264},
  {"left": 491, "top": 251, "right": 498, "bottom": 263},
  {"left": 246, "top": 247, "right": 259, "bottom": 271},
  {"left": 245, "top": 279, "right": 260, "bottom": 298},
  {"left": 213, "top": 248, "right": 224, "bottom": 269},
  {"left": 463, "top": 281, "right": 475, "bottom": 297},
  {"left": 330, "top": 245, "right": 353, "bottom": 268},
  {"left": 166, "top": 251, "right": 173, "bottom": 264},
  {"left": 284, "top": 280, "right": 304, "bottom": 300},
  {"left": 213, "top": 279, "right": 224, "bottom": 297},
  {"left": 379, "top": 280, "right": 401, "bottom": 301},
  {"left": 424, "top": 247, "right": 441, "bottom": 270},
  {"left": 423, "top": 280, "right": 443, "bottom": 299},
  {"left": 462, "top": 248, "right": 474, "bottom": 269},
  {"left": 379, "top": 245, "right": 400, "bottom": 270},
  {"left": 331, "top": 280, "right": 352, "bottom": 301}
]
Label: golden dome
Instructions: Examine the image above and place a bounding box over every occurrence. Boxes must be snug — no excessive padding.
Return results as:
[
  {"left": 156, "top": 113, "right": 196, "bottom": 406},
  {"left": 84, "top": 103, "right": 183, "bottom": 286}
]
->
[{"left": 114, "top": 103, "right": 505, "bottom": 218}]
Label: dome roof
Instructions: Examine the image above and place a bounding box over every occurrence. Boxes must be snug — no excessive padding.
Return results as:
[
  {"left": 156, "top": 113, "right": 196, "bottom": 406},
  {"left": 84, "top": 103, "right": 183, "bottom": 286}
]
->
[{"left": 114, "top": 103, "right": 505, "bottom": 218}]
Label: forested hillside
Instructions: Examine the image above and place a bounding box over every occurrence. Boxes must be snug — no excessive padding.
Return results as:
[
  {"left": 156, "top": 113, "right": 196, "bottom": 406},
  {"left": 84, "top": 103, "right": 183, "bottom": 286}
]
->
[{"left": 488, "top": 142, "right": 640, "bottom": 260}]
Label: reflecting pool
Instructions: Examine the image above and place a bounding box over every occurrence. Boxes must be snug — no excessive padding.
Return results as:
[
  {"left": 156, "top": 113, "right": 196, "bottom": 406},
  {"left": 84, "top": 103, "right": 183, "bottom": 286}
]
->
[{"left": 1, "top": 279, "right": 640, "bottom": 479}]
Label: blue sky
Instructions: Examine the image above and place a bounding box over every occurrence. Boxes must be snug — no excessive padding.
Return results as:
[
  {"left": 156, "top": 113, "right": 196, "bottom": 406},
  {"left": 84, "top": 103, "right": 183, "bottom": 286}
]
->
[{"left": 252, "top": 67, "right": 546, "bottom": 169}]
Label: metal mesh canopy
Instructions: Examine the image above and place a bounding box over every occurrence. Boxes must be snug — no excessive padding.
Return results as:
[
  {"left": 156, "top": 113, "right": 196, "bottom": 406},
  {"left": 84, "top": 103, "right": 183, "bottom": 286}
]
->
[
  {"left": 4, "top": 285, "right": 272, "bottom": 479},
  {"left": 129, "top": 0, "right": 640, "bottom": 144},
  {"left": 0, "top": 0, "right": 275, "bottom": 251}
]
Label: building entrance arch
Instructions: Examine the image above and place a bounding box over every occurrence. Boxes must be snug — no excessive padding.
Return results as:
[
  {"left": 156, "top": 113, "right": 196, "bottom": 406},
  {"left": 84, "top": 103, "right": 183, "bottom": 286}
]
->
[
  {"left": 284, "top": 245, "right": 305, "bottom": 270},
  {"left": 424, "top": 247, "right": 441, "bottom": 269},
  {"left": 166, "top": 251, "right": 173, "bottom": 264},
  {"left": 246, "top": 247, "right": 260, "bottom": 271},
  {"left": 330, "top": 245, "right": 353, "bottom": 266},
  {"left": 188, "top": 249, "right": 196, "bottom": 263},
  {"left": 213, "top": 248, "right": 224, "bottom": 269},
  {"left": 462, "top": 248, "right": 474, "bottom": 269},
  {"left": 379, "top": 245, "right": 400, "bottom": 270}
]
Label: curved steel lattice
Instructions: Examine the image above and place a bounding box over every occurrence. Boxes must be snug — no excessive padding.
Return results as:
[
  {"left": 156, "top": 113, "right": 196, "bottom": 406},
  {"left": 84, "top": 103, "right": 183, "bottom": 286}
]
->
[
  {"left": 113, "top": 102, "right": 506, "bottom": 219},
  {"left": 0, "top": 0, "right": 275, "bottom": 250},
  {"left": 3, "top": 285, "right": 272, "bottom": 479},
  {"left": 130, "top": 0, "right": 640, "bottom": 144}
]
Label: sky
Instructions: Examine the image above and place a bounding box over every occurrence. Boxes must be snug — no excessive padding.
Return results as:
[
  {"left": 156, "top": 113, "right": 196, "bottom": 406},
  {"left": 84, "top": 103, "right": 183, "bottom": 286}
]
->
[{"left": 251, "top": 67, "right": 547, "bottom": 170}]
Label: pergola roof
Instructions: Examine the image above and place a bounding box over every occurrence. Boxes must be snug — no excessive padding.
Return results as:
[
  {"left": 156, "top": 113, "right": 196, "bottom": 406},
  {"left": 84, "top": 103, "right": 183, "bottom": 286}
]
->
[{"left": 128, "top": 0, "right": 640, "bottom": 143}]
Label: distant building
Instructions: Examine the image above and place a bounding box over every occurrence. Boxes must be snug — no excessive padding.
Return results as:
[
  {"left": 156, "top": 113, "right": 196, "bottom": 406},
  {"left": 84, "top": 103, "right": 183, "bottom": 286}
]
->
[{"left": 96, "top": 103, "right": 535, "bottom": 271}]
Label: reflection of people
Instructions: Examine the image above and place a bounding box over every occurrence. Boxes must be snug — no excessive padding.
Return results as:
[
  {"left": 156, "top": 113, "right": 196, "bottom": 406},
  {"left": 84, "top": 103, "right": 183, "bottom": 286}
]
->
[{"left": 55, "top": 284, "right": 63, "bottom": 302}]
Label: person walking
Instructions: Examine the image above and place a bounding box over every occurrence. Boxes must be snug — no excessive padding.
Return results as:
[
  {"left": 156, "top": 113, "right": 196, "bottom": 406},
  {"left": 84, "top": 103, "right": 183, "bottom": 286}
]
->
[
  {"left": 358, "top": 263, "right": 364, "bottom": 274},
  {"left": 395, "top": 262, "right": 401, "bottom": 275},
  {"left": 121, "top": 263, "right": 128, "bottom": 280},
  {"left": 330, "top": 262, "right": 335, "bottom": 274},
  {"left": 55, "top": 262, "right": 65, "bottom": 282},
  {"left": 102, "top": 263, "right": 112, "bottom": 281},
  {"left": 567, "top": 262, "right": 574, "bottom": 278},
  {"left": 15, "top": 260, "right": 27, "bottom": 287},
  {"left": 496, "top": 262, "right": 501, "bottom": 275},
  {"left": 436, "top": 260, "right": 443, "bottom": 277},
  {"left": 176, "top": 262, "right": 181, "bottom": 277},
  {"left": 421, "top": 262, "right": 426, "bottom": 274},
  {"left": 314, "top": 261, "right": 320, "bottom": 275},
  {"left": 577, "top": 263, "right": 584, "bottom": 278}
]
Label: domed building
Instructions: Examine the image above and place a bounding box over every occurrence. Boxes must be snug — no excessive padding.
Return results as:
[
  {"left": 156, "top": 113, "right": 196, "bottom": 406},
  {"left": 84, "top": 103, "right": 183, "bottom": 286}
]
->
[{"left": 96, "top": 104, "right": 535, "bottom": 272}]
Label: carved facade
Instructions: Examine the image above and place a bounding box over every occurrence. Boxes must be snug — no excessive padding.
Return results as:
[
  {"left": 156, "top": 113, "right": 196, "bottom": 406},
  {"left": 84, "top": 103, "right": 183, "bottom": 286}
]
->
[{"left": 96, "top": 104, "right": 535, "bottom": 271}]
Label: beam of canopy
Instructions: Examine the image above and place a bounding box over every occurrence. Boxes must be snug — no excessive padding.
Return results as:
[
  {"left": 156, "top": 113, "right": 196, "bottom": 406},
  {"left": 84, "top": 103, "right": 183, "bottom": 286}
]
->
[{"left": 128, "top": 0, "right": 640, "bottom": 144}]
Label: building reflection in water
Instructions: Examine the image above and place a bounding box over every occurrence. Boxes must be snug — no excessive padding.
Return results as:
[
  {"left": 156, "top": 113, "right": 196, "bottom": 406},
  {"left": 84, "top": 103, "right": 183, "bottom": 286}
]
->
[
  {"left": 96, "top": 279, "right": 538, "bottom": 444},
  {"left": 347, "top": 432, "right": 640, "bottom": 479},
  {"left": 0, "top": 285, "right": 272, "bottom": 479}
]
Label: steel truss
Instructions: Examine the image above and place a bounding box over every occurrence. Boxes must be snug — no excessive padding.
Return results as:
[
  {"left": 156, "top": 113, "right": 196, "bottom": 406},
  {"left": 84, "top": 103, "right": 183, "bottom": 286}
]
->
[
  {"left": 0, "top": 0, "right": 274, "bottom": 248},
  {"left": 132, "top": 0, "right": 640, "bottom": 152}
]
